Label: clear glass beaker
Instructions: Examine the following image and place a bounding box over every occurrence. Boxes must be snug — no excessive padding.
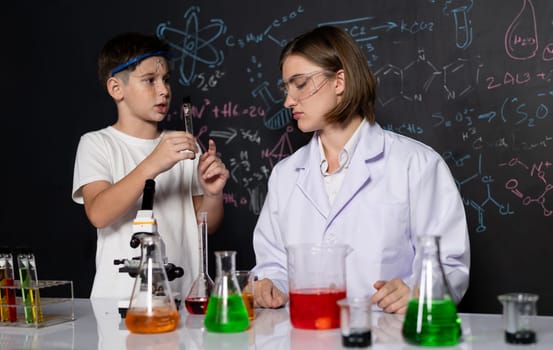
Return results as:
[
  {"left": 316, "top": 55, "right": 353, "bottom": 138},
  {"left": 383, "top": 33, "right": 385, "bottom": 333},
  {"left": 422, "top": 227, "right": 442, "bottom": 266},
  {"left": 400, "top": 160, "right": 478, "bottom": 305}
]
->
[
  {"left": 125, "top": 234, "right": 179, "bottom": 334},
  {"left": 498, "top": 292, "right": 538, "bottom": 344},
  {"left": 402, "top": 235, "right": 462, "bottom": 346},
  {"left": 337, "top": 296, "right": 372, "bottom": 348},
  {"left": 235, "top": 270, "right": 255, "bottom": 320},
  {"left": 204, "top": 251, "right": 249, "bottom": 333},
  {"left": 286, "top": 243, "right": 351, "bottom": 330},
  {"left": 185, "top": 212, "right": 214, "bottom": 315}
]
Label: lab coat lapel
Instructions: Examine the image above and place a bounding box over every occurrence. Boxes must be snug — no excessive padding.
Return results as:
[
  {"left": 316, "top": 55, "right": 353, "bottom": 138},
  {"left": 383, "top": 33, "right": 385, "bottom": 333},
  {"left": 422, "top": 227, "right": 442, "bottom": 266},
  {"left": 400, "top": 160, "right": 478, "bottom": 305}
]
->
[
  {"left": 295, "top": 136, "right": 331, "bottom": 219},
  {"left": 326, "top": 122, "right": 385, "bottom": 226}
]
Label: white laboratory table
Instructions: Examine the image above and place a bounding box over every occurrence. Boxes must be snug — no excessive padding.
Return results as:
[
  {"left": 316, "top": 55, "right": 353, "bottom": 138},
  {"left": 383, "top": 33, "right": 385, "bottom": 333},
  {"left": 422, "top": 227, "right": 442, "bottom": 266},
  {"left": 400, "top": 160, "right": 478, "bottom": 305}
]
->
[{"left": 1, "top": 298, "right": 553, "bottom": 349}]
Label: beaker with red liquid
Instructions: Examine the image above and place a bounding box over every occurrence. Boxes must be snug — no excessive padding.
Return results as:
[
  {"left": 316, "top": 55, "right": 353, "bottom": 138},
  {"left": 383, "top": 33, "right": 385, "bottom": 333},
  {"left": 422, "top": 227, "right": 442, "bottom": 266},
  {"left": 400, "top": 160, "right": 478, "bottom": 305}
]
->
[{"left": 286, "top": 243, "right": 351, "bottom": 330}]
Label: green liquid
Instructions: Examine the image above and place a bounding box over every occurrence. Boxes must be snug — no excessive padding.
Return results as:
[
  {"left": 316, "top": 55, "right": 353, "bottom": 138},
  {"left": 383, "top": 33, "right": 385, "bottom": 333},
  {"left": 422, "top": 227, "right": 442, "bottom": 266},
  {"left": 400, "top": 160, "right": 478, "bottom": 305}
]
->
[
  {"left": 19, "top": 268, "right": 35, "bottom": 323},
  {"left": 402, "top": 299, "right": 462, "bottom": 346},
  {"left": 204, "top": 294, "right": 249, "bottom": 333}
]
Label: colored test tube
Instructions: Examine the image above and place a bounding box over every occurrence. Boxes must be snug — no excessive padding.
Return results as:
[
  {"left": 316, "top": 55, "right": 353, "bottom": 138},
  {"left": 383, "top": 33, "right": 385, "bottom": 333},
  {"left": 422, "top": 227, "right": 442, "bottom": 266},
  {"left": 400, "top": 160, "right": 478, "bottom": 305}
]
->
[
  {"left": 17, "top": 250, "right": 43, "bottom": 323},
  {"left": 0, "top": 248, "right": 16, "bottom": 322}
]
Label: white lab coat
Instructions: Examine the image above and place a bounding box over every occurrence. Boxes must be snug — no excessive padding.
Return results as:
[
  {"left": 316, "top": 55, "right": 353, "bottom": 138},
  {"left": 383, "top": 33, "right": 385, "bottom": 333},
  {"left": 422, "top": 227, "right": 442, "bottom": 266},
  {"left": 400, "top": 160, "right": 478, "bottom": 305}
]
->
[{"left": 252, "top": 121, "right": 470, "bottom": 303}]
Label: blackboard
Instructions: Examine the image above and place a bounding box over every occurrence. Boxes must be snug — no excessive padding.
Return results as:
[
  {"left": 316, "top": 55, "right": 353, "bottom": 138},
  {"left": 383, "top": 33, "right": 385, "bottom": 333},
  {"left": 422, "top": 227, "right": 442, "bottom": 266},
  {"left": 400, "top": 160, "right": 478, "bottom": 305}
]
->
[{"left": 2, "top": 0, "right": 553, "bottom": 315}]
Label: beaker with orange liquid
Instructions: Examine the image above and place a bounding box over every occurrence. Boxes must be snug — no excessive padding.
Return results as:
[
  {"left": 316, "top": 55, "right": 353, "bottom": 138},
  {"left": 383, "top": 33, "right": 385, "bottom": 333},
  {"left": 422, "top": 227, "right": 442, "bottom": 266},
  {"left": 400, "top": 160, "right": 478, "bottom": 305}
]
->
[
  {"left": 125, "top": 234, "right": 179, "bottom": 333},
  {"left": 235, "top": 270, "right": 255, "bottom": 320}
]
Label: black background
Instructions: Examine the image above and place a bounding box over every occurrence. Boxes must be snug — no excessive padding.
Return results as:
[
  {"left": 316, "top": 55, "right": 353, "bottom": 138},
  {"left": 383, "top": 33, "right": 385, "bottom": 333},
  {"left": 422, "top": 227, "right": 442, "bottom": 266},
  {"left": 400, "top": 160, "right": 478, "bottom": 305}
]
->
[{"left": 2, "top": 0, "right": 552, "bottom": 315}]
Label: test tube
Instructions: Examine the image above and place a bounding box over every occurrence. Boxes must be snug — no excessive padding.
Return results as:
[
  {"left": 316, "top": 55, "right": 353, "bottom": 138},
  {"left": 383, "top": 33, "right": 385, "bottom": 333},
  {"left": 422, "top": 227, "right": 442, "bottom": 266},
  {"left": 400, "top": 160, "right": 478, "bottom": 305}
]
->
[
  {"left": 0, "top": 248, "right": 17, "bottom": 322},
  {"left": 180, "top": 96, "right": 195, "bottom": 156},
  {"left": 17, "top": 250, "right": 43, "bottom": 324},
  {"left": 182, "top": 96, "right": 193, "bottom": 134}
]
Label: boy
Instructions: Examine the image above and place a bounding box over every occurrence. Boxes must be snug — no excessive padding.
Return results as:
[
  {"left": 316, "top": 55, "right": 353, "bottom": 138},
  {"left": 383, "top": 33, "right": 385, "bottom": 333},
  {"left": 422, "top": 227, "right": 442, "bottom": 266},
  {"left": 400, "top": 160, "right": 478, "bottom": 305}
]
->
[{"left": 72, "top": 32, "right": 228, "bottom": 299}]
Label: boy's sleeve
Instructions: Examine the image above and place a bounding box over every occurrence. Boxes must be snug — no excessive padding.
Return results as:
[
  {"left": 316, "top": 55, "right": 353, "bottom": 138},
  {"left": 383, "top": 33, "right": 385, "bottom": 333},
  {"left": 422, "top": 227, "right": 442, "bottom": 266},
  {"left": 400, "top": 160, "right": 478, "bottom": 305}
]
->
[{"left": 72, "top": 133, "right": 112, "bottom": 204}]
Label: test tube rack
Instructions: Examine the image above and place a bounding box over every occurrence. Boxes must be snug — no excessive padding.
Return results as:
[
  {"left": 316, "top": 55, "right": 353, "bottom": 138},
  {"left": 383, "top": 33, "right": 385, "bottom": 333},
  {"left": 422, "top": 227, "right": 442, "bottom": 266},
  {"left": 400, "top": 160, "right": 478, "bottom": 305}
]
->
[{"left": 0, "top": 280, "right": 74, "bottom": 328}]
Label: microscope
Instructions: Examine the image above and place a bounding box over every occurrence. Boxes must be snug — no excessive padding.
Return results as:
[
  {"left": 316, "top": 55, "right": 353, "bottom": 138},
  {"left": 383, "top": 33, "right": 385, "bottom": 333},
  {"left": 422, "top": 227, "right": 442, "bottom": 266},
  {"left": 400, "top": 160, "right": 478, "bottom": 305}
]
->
[{"left": 113, "top": 179, "right": 184, "bottom": 318}]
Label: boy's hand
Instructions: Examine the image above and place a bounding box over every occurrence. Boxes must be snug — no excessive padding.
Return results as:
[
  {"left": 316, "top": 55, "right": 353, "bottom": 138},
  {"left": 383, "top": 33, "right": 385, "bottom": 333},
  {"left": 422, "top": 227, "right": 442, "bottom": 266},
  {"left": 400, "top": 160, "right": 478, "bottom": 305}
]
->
[
  {"left": 198, "top": 139, "right": 229, "bottom": 196},
  {"left": 148, "top": 131, "right": 198, "bottom": 174}
]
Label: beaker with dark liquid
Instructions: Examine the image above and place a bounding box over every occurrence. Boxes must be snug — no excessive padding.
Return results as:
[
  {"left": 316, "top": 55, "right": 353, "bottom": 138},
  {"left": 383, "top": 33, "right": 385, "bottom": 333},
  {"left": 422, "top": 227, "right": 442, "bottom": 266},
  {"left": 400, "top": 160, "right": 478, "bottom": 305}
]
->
[
  {"left": 125, "top": 234, "right": 179, "bottom": 333},
  {"left": 498, "top": 292, "right": 538, "bottom": 344},
  {"left": 402, "top": 235, "right": 462, "bottom": 346},
  {"left": 204, "top": 251, "right": 249, "bottom": 332},
  {"left": 185, "top": 212, "right": 214, "bottom": 315},
  {"left": 337, "top": 296, "right": 372, "bottom": 348}
]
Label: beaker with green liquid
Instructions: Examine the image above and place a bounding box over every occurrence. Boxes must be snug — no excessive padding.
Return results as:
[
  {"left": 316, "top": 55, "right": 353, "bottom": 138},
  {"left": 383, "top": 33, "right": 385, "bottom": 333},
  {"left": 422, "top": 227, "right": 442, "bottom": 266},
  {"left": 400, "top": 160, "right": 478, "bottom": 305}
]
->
[
  {"left": 204, "top": 251, "right": 249, "bottom": 332},
  {"left": 402, "top": 235, "right": 462, "bottom": 346}
]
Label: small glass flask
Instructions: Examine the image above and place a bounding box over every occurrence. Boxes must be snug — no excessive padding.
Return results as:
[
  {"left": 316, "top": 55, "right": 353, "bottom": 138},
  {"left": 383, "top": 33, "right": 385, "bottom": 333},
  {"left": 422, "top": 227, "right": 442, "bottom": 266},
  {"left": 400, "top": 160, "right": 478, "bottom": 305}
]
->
[
  {"left": 185, "top": 212, "right": 214, "bottom": 314},
  {"left": 402, "top": 235, "right": 462, "bottom": 346},
  {"left": 125, "top": 234, "right": 179, "bottom": 333},
  {"left": 204, "top": 251, "right": 249, "bottom": 332}
]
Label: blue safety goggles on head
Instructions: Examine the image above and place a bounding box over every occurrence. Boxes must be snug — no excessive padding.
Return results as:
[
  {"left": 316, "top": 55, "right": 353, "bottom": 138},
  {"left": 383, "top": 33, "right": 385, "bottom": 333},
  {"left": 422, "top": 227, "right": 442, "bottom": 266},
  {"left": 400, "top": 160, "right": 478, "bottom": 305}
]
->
[{"left": 110, "top": 50, "right": 170, "bottom": 76}]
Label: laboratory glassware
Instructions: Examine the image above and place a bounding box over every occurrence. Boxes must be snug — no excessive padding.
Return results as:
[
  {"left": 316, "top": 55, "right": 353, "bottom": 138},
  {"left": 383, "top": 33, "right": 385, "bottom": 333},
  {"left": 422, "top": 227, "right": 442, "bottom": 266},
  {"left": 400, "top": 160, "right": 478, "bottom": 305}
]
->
[
  {"left": 204, "top": 251, "right": 249, "bottom": 332},
  {"left": 286, "top": 243, "right": 351, "bottom": 330},
  {"left": 498, "top": 292, "right": 538, "bottom": 344},
  {"left": 235, "top": 270, "right": 255, "bottom": 320},
  {"left": 337, "top": 296, "right": 372, "bottom": 348},
  {"left": 184, "top": 211, "right": 214, "bottom": 315},
  {"left": 0, "top": 248, "right": 17, "bottom": 322},
  {"left": 17, "top": 249, "right": 43, "bottom": 324},
  {"left": 402, "top": 235, "right": 462, "bottom": 346},
  {"left": 182, "top": 96, "right": 193, "bottom": 134},
  {"left": 125, "top": 233, "right": 179, "bottom": 333}
]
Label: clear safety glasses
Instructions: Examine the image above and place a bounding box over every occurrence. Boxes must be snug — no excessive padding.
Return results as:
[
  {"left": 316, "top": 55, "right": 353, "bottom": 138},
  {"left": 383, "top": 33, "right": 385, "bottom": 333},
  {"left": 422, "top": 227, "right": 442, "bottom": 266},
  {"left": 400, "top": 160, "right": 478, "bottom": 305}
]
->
[{"left": 278, "top": 71, "right": 331, "bottom": 101}]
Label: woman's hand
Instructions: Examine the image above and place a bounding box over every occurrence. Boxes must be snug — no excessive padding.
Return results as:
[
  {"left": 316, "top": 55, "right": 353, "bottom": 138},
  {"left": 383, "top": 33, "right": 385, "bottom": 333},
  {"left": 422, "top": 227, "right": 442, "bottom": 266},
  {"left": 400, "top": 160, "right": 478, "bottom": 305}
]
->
[
  {"left": 371, "top": 278, "right": 411, "bottom": 314},
  {"left": 254, "top": 278, "right": 288, "bottom": 308}
]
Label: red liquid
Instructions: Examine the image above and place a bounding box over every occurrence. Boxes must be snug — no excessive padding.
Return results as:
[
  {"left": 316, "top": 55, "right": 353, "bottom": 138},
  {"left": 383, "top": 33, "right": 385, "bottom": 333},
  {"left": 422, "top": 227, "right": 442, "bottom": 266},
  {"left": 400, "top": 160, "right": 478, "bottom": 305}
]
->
[
  {"left": 289, "top": 288, "right": 346, "bottom": 329},
  {"left": 185, "top": 297, "right": 209, "bottom": 315},
  {"left": 5, "top": 278, "right": 17, "bottom": 322}
]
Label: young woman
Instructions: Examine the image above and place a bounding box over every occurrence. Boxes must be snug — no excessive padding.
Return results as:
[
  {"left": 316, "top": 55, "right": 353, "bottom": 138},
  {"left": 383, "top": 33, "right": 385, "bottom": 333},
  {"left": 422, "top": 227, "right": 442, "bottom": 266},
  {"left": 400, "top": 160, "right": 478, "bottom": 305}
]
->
[{"left": 252, "top": 25, "right": 470, "bottom": 314}]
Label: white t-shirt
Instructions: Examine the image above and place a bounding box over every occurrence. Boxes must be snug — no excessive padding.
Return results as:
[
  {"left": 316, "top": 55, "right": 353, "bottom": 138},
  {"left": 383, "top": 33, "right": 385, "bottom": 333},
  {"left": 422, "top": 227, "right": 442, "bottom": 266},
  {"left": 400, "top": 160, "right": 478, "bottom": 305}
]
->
[{"left": 72, "top": 126, "right": 203, "bottom": 299}]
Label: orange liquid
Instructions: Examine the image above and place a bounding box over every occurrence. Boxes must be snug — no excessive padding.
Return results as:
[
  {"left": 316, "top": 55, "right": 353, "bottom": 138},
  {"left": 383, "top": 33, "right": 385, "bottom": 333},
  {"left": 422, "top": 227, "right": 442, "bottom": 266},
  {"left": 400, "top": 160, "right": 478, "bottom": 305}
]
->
[
  {"left": 125, "top": 306, "right": 179, "bottom": 333},
  {"left": 242, "top": 292, "right": 255, "bottom": 320}
]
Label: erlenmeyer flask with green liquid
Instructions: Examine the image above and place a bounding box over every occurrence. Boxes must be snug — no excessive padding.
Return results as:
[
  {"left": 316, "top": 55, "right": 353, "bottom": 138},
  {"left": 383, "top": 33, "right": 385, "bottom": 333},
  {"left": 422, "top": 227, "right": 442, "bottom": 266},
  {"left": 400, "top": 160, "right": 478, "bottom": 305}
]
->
[
  {"left": 204, "top": 251, "right": 249, "bottom": 332},
  {"left": 402, "top": 235, "right": 462, "bottom": 346}
]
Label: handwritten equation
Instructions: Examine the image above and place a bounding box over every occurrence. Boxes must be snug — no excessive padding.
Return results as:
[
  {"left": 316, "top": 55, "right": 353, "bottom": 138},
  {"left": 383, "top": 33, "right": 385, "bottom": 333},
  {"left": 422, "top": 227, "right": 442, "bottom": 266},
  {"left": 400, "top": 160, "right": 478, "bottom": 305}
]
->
[{"left": 154, "top": 0, "right": 553, "bottom": 234}]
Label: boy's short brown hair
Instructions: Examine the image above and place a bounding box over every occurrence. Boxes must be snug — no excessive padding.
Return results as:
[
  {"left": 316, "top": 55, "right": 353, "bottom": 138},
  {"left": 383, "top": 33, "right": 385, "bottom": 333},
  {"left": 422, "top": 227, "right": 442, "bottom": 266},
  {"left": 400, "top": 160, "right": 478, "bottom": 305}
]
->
[{"left": 97, "top": 32, "right": 170, "bottom": 90}]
